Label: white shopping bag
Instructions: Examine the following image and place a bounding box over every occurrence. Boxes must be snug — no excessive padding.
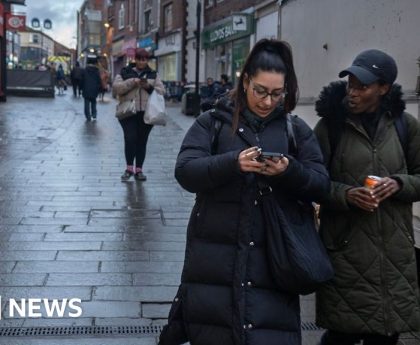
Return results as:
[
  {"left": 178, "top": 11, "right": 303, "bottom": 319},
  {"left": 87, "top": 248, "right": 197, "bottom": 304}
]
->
[{"left": 144, "top": 91, "right": 167, "bottom": 126}]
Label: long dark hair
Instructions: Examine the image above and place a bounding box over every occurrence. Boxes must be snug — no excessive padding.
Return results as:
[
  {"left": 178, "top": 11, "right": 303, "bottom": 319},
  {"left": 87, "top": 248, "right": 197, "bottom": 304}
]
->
[{"left": 232, "top": 39, "right": 299, "bottom": 130}]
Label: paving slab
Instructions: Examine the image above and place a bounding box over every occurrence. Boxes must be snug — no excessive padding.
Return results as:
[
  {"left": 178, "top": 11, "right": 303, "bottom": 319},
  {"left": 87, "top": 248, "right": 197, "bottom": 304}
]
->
[{"left": 0, "top": 95, "right": 418, "bottom": 344}]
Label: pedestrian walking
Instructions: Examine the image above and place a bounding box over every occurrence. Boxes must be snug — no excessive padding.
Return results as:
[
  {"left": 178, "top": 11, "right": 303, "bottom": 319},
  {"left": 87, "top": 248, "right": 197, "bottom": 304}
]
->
[
  {"left": 220, "top": 73, "right": 233, "bottom": 94},
  {"left": 98, "top": 57, "right": 110, "bottom": 102},
  {"left": 56, "top": 64, "right": 66, "bottom": 95},
  {"left": 81, "top": 56, "right": 101, "bottom": 121},
  {"left": 159, "top": 39, "right": 330, "bottom": 345},
  {"left": 70, "top": 61, "right": 83, "bottom": 97},
  {"left": 112, "top": 48, "right": 165, "bottom": 181},
  {"left": 314, "top": 49, "right": 420, "bottom": 345}
]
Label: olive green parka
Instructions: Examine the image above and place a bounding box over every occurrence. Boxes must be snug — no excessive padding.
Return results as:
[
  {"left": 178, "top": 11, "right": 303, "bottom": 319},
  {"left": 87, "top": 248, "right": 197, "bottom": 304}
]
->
[{"left": 314, "top": 81, "right": 420, "bottom": 336}]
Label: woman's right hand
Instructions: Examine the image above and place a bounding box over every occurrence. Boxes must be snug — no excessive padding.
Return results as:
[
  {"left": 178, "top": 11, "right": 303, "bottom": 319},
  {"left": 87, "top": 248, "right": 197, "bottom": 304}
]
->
[
  {"left": 238, "top": 147, "right": 265, "bottom": 173},
  {"left": 346, "top": 187, "right": 378, "bottom": 212}
]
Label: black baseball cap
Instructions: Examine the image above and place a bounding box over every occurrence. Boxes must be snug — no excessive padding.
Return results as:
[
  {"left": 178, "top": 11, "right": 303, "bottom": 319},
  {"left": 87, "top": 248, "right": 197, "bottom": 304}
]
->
[{"left": 339, "top": 49, "right": 397, "bottom": 85}]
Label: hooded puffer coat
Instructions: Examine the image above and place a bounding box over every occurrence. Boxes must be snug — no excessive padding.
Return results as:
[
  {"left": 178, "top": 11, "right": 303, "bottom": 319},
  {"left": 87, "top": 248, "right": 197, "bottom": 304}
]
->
[
  {"left": 159, "top": 99, "right": 330, "bottom": 345},
  {"left": 314, "top": 81, "right": 420, "bottom": 335}
]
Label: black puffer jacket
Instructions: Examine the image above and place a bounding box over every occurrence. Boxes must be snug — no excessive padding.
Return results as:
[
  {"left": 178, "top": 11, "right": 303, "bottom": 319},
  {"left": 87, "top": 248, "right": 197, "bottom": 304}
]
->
[
  {"left": 81, "top": 64, "right": 101, "bottom": 99},
  {"left": 159, "top": 99, "right": 329, "bottom": 345}
]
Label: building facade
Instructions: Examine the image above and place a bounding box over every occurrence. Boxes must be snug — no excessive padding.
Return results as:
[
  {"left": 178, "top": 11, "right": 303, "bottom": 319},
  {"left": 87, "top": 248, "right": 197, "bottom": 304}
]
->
[
  {"left": 137, "top": 0, "right": 159, "bottom": 66},
  {"left": 78, "top": 0, "right": 104, "bottom": 64},
  {"left": 155, "top": 0, "right": 186, "bottom": 82},
  {"left": 107, "top": 0, "right": 138, "bottom": 76},
  {"left": 19, "top": 28, "right": 54, "bottom": 69},
  {"left": 279, "top": 0, "right": 420, "bottom": 100},
  {"left": 202, "top": 0, "right": 260, "bottom": 85}
]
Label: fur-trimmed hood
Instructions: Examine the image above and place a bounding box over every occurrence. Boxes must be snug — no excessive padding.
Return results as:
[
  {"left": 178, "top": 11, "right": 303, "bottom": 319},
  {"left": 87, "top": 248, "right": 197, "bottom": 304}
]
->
[{"left": 315, "top": 80, "right": 406, "bottom": 120}]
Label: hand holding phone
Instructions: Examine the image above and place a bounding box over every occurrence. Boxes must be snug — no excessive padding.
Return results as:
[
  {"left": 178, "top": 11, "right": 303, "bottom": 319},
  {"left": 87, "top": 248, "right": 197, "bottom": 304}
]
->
[{"left": 257, "top": 151, "right": 284, "bottom": 162}]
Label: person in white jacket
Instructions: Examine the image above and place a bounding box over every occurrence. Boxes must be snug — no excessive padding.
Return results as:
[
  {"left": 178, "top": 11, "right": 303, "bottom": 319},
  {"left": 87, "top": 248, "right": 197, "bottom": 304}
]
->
[{"left": 112, "top": 48, "right": 165, "bottom": 181}]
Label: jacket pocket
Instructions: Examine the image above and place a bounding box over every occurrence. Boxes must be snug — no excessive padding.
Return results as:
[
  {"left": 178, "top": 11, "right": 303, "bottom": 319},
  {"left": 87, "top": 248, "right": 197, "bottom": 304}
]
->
[{"left": 319, "top": 209, "right": 355, "bottom": 251}]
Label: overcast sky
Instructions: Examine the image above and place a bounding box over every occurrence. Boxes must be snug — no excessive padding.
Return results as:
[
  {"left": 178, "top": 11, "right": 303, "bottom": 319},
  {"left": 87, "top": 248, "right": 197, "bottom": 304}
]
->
[{"left": 13, "top": 0, "right": 84, "bottom": 48}]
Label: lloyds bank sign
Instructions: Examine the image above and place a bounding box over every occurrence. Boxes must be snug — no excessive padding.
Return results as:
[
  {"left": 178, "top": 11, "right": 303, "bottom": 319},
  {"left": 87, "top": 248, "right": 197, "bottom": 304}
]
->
[{"left": 202, "top": 14, "right": 254, "bottom": 49}]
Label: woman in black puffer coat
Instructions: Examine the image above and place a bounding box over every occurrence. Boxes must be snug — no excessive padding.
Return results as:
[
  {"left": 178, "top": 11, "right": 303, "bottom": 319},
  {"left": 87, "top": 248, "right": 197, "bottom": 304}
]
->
[{"left": 159, "top": 39, "right": 330, "bottom": 345}]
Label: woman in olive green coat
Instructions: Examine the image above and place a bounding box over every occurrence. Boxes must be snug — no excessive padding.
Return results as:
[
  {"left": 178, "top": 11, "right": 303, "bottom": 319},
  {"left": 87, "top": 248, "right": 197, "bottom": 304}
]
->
[{"left": 314, "top": 49, "right": 420, "bottom": 345}]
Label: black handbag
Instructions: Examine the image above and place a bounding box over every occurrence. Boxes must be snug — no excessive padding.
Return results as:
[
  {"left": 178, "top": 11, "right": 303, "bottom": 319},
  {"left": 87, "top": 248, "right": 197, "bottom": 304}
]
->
[{"left": 259, "top": 185, "right": 334, "bottom": 295}]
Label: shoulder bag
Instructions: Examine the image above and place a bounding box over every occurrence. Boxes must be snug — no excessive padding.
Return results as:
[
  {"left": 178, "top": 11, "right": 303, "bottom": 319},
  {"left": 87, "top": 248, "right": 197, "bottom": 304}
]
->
[
  {"left": 116, "top": 98, "right": 136, "bottom": 120},
  {"left": 259, "top": 181, "right": 334, "bottom": 295}
]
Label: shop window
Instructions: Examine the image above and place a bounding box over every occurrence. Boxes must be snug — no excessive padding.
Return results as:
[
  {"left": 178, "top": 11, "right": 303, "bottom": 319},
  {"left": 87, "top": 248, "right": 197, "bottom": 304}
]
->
[
  {"left": 144, "top": 9, "right": 152, "bottom": 32},
  {"left": 31, "top": 34, "right": 39, "bottom": 44},
  {"left": 118, "top": 3, "right": 125, "bottom": 30},
  {"left": 163, "top": 3, "right": 173, "bottom": 32}
]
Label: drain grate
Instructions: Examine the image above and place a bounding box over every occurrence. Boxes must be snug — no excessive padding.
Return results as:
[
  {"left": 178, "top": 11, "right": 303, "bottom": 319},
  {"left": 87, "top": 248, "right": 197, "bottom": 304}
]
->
[
  {"left": 0, "top": 325, "right": 164, "bottom": 337},
  {"left": 0, "top": 323, "right": 321, "bottom": 338}
]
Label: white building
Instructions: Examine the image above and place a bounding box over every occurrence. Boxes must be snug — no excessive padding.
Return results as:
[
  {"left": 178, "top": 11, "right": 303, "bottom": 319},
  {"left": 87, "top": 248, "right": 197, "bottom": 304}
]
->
[{"left": 279, "top": 0, "right": 420, "bottom": 100}]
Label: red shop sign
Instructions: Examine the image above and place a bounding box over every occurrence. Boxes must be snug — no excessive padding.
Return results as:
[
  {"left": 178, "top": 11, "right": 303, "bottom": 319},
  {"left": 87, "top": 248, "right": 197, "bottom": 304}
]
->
[
  {"left": 0, "top": 4, "right": 4, "bottom": 37},
  {"left": 5, "top": 13, "right": 26, "bottom": 31}
]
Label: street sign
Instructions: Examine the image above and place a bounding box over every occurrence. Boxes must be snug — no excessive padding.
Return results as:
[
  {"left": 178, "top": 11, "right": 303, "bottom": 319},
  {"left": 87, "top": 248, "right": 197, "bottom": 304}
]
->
[{"left": 5, "top": 13, "right": 26, "bottom": 31}]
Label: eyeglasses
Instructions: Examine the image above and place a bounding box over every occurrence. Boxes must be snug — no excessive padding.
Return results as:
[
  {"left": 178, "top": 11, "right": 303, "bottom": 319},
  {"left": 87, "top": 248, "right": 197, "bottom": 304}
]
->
[
  {"left": 135, "top": 56, "right": 148, "bottom": 61},
  {"left": 249, "top": 79, "right": 287, "bottom": 102}
]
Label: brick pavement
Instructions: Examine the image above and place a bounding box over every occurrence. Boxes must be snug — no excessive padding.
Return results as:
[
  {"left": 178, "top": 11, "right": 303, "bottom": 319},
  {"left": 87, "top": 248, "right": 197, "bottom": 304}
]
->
[{"left": 0, "top": 94, "right": 418, "bottom": 344}]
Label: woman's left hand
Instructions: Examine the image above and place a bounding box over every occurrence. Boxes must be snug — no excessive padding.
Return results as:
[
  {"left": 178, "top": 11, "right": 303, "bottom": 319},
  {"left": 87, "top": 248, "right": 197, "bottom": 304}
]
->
[
  {"left": 259, "top": 156, "right": 289, "bottom": 176},
  {"left": 370, "top": 177, "right": 401, "bottom": 203}
]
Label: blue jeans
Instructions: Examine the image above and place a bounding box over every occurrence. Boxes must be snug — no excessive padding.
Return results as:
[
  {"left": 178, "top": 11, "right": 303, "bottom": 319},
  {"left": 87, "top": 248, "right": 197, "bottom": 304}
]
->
[{"left": 84, "top": 97, "right": 97, "bottom": 119}]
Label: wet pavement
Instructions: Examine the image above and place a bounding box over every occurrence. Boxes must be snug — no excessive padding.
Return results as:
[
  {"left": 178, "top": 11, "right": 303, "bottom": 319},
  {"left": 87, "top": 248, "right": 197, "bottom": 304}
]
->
[{"left": 0, "top": 92, "right": 418, "bottom": 344}]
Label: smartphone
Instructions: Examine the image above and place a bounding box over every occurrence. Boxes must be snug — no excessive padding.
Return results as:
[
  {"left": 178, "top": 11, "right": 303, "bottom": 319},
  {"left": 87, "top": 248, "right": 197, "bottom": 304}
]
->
[{"left": 257, "top": 151, "right": 284, "bottom": 162}]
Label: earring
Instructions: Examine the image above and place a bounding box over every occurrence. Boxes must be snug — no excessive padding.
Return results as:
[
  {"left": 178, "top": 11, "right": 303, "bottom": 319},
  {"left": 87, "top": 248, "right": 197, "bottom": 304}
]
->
[{"left": 244, "top": 88, "right": 247, "bottom": 93}]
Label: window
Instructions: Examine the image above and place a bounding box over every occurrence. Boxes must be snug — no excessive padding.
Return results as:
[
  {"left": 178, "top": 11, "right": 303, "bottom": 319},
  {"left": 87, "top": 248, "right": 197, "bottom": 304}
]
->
[
  {"left": 216, "top": 0, "right": 224, "bottom": 3},
  {"left": 163, "top": 3, "right": 173, "bottom": 32},
  {"left": 205, "top": 0, "right": 214, "bottom": 7},
  {"left": 118, "top": 3, "right": 125, "bottom": 29},
  {"left": 31, "top": 33, "right": 39, "bottom": 44},
  {"left": 144, "top": 9, "right": 151, "bottom": 31}
]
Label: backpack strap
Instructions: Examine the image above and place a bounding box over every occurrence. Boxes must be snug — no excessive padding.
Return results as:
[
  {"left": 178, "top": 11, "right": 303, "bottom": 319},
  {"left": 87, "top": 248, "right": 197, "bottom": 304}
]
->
[
  {"left": 325, "top": 113, "right": 408, "bottom": 168},
  {"left": 210, "top": 117, "right": 223, "bottom": 155},
  {"left": 286, "top": 113, "right": 298, "bottom": 157},
  {"left": 394, "top": 113, "right": 408, "bottom": 162}
]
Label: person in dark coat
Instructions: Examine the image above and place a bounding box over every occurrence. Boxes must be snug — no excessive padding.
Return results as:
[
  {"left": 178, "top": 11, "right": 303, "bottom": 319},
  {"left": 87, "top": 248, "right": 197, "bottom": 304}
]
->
[
  {"left": 56, "top": 64, "right": 66, "bottom": 95},
  {"left": 220, "top": 73, "right": 233, "bottom": 94},
  {"left": 159, "top": 39, "right": 330, "bottom": 345},
  {"left": 81, "top": 56, "right": 101, "bottom": 121},
  {"left": 70, "top": 61, "right": 83, "bottom": 97},
  {"left": 314, "top": 50, "right": 420, "bottom": 345}
]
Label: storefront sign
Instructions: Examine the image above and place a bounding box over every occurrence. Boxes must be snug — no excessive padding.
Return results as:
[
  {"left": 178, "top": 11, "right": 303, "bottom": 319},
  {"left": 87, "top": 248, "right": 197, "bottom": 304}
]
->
[
  {"left": 138, "top": 36, "right": 156, "bottom": 50},
  {"left": 4, "top": 0, "right": 26, "bottom": 4},
  {"left": 112, "top": 39, "right": 124, "bottom": 57},
  {"left": 5, "top": 13, "right": 26, "bottom": 31},
  {"left": 202, "top": 14, "right": 254, "bottom": 49}
]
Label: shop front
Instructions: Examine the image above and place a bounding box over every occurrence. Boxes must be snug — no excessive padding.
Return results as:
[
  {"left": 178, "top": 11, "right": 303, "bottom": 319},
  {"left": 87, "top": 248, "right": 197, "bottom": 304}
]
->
[
  {"left": 112, "top": 39, "right": 124, "bottom": 78},
  {"left": 155, "top": 32, "right": 181, "bottom": 82},
  {"left": 202, "top": 14, "right": 254, "bottom": 85}
]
